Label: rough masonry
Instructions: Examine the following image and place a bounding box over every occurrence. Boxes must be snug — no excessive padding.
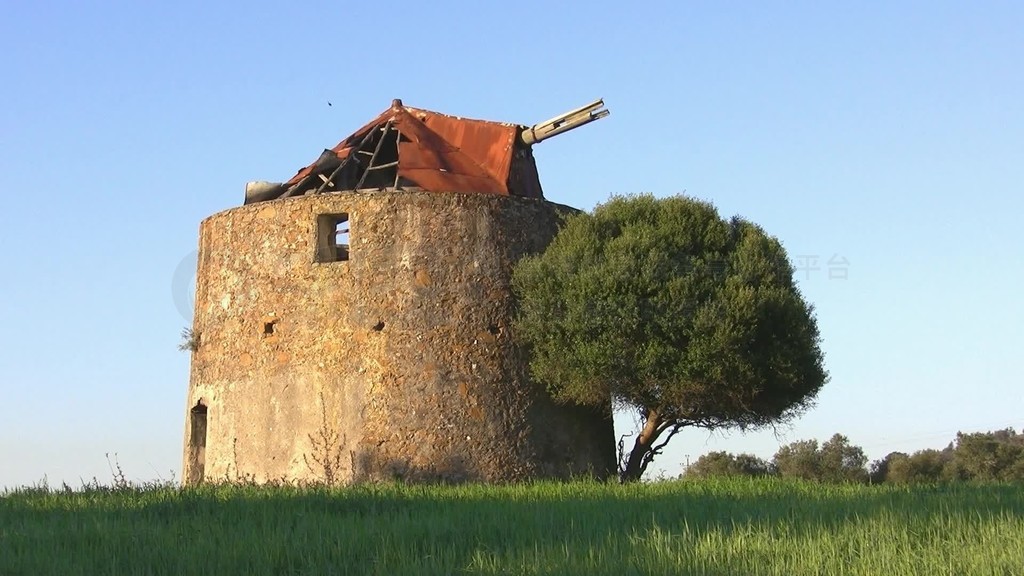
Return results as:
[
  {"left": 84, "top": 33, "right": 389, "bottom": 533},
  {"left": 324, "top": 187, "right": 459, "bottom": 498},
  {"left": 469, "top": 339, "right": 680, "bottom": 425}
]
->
[{"left": 182, "top": 189, "right": 616, "bottom": 485}]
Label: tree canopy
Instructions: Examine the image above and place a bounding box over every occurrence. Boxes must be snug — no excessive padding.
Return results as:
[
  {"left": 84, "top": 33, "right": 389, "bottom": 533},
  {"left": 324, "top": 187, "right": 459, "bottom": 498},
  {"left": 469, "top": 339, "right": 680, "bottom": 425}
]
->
[
  {"left": 683, "top": 428, "right": 1024, "bottom": 485},
  {"left": 773, "top": 434, "right": 868, "bottom": 484},
  {"left": 870, "top": 429, "right": 1024, "bottom": 484},
  {"left": 685, "top": 451, "right": 773, "bottom": 479},
  {"left": 512, "top": 194, "right": 828, "bottom": 481}
]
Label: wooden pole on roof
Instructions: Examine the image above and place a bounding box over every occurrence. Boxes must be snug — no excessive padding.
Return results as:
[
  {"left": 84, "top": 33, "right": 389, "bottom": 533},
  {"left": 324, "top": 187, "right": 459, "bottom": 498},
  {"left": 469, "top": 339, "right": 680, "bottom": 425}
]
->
[{"left": 354, "top": 120, "right": 393, "bottom": 190}]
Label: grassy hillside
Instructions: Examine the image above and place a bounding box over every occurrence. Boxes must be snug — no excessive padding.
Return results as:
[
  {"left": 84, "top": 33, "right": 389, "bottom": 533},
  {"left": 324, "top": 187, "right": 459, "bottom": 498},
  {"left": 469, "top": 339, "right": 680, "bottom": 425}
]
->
[{"left": 2, "top": 478, "right": 1021, "bottom": 575}]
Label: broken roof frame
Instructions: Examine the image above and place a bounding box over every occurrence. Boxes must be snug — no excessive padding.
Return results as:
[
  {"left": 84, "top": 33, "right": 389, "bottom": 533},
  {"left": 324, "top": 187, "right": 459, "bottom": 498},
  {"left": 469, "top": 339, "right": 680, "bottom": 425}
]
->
[{"left": 244, "top": 98, "right": 608, "bottom": 205}]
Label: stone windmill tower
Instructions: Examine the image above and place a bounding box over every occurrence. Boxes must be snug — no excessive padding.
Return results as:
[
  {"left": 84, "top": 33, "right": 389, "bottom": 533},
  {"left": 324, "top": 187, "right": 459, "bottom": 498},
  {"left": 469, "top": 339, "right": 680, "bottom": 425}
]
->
[{"left": 182, "top": 99, "right": 614, "bottom": 485}]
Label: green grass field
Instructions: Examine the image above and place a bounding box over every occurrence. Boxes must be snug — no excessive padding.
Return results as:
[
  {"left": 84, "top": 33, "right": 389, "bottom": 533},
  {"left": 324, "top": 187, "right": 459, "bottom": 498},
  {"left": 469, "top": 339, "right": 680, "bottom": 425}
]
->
[{"left": 2, "top": 478, "right": 1021, "bottom": 575}]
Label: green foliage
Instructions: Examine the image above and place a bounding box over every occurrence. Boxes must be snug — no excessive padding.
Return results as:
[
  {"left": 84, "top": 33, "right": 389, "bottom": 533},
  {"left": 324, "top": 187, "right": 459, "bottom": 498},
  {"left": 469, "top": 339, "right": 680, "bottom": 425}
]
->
[
  {"left": 695, "top": 428, "right": 1024, "bottom": 487},
  {"left": 773, "top": 439, "right": 824, "bottom": 481},
  {"left": 867, "top": 429, "right": 1024, "bottom": 485},
  {"left": 513, "top": 194, "right": 828, "bottom": 479},
  {"left": 772, "top": 434, "right": 868, "bottom": 483},
  {"left": 869, "top": 451, "right": 907, "bottom": 484},
  {"left": 685, "top": 451, "right": 772, "bottom": 478},
  {"left": 178, "top": 327, "right": 200, "bottom": 352},
  {"left": 883, "top": 449, "right": 955, "bottom": 484},
  {"left": 3, "top": 479, "right": 1024, "bottom": 575},
  {"left": 950, "top": 429, "right": 1024, "bottom": 482},
  {"left": 818, "top": 434, "right": 869, "bottom": 483}
]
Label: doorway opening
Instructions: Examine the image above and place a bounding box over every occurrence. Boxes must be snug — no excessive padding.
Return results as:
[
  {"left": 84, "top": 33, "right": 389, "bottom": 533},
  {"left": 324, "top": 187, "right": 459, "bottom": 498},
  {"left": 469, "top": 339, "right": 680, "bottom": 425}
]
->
[{"left": 187, "top": 401, "right": 208, "bottom": 484}]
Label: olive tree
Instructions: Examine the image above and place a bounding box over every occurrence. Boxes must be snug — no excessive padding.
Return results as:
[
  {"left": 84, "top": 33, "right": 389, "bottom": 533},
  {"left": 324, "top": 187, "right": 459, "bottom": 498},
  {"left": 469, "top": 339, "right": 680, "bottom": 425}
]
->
[
  {"left": 773, "top": 434, "right": 868, "bottom": 483},
  {"left": 512, "top": 194, "right": 828, "bottom": 482},
  {"left": 685, "top": 451, "right": 773, "bottom": 478}
]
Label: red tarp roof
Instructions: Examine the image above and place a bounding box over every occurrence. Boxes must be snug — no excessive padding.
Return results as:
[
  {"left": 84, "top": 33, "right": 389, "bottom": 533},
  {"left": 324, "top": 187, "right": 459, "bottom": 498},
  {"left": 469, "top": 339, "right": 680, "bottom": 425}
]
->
[{"left": 284, "top": 99, "right": 542, "bottom": 198}]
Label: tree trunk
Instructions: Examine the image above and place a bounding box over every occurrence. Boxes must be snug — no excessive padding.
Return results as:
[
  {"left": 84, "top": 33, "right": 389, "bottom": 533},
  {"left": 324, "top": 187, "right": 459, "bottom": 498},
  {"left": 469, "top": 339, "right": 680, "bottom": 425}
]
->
[{"left": 620, "top": 409, "right": 664, "bottom": 482}]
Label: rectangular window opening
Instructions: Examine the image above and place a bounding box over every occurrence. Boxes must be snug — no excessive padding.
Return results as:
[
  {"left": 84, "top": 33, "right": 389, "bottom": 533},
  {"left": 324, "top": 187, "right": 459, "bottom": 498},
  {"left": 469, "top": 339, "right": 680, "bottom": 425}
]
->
[{"left": 316, "top": 213, "right": 350, "bottom": 263}]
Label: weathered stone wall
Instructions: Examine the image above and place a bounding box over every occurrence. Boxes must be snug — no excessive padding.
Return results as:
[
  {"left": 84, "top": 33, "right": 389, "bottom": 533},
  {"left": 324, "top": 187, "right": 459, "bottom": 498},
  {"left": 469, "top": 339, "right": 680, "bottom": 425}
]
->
[{"left": 183, "top": 190, "right": 615, "bottom": 485}]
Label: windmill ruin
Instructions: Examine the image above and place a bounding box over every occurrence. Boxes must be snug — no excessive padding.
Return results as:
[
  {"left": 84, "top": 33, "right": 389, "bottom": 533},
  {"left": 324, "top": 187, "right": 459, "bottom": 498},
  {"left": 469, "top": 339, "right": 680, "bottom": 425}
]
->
[{"left": 182, "top": 98, "right": 614, "bottom": 485}]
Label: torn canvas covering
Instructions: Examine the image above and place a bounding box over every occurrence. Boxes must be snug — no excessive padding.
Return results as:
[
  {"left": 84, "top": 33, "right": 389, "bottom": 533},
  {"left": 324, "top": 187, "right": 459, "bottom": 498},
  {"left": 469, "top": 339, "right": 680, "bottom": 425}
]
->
[{"left": 245, "top": 98, "right": 608, "bottom": 204}]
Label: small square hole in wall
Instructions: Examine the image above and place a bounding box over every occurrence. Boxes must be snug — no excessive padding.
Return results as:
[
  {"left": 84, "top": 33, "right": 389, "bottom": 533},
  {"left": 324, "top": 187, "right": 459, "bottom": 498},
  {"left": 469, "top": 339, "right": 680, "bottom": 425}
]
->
[
  {"left": 316, "top": 213, "right": 350, "bottom": 263},
  {"left": 263, "top": 322, "right": 276, "bottom": 336}
]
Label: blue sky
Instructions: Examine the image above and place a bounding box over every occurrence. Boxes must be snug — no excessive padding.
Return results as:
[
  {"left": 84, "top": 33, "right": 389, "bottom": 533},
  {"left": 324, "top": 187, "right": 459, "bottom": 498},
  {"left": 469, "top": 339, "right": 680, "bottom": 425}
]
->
[{"left": 1, "top": 1, "right": 1021, "bottom": 487}]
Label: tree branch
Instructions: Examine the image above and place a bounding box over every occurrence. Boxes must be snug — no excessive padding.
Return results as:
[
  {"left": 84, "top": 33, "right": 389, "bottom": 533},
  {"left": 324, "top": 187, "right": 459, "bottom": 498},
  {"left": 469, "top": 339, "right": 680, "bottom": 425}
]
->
[
  {"left": 638, "top": 422, "right": 686, "bottom": 477},
  {"left": 616, "top": 432, "right": 634, "bottom": 476}
]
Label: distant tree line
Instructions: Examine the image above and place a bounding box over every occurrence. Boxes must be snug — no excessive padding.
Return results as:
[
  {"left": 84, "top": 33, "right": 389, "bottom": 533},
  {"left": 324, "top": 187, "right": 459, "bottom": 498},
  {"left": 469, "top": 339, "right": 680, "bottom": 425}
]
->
[{"left": 684, "top": 428, "right": 1024, "bottom": 484}]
